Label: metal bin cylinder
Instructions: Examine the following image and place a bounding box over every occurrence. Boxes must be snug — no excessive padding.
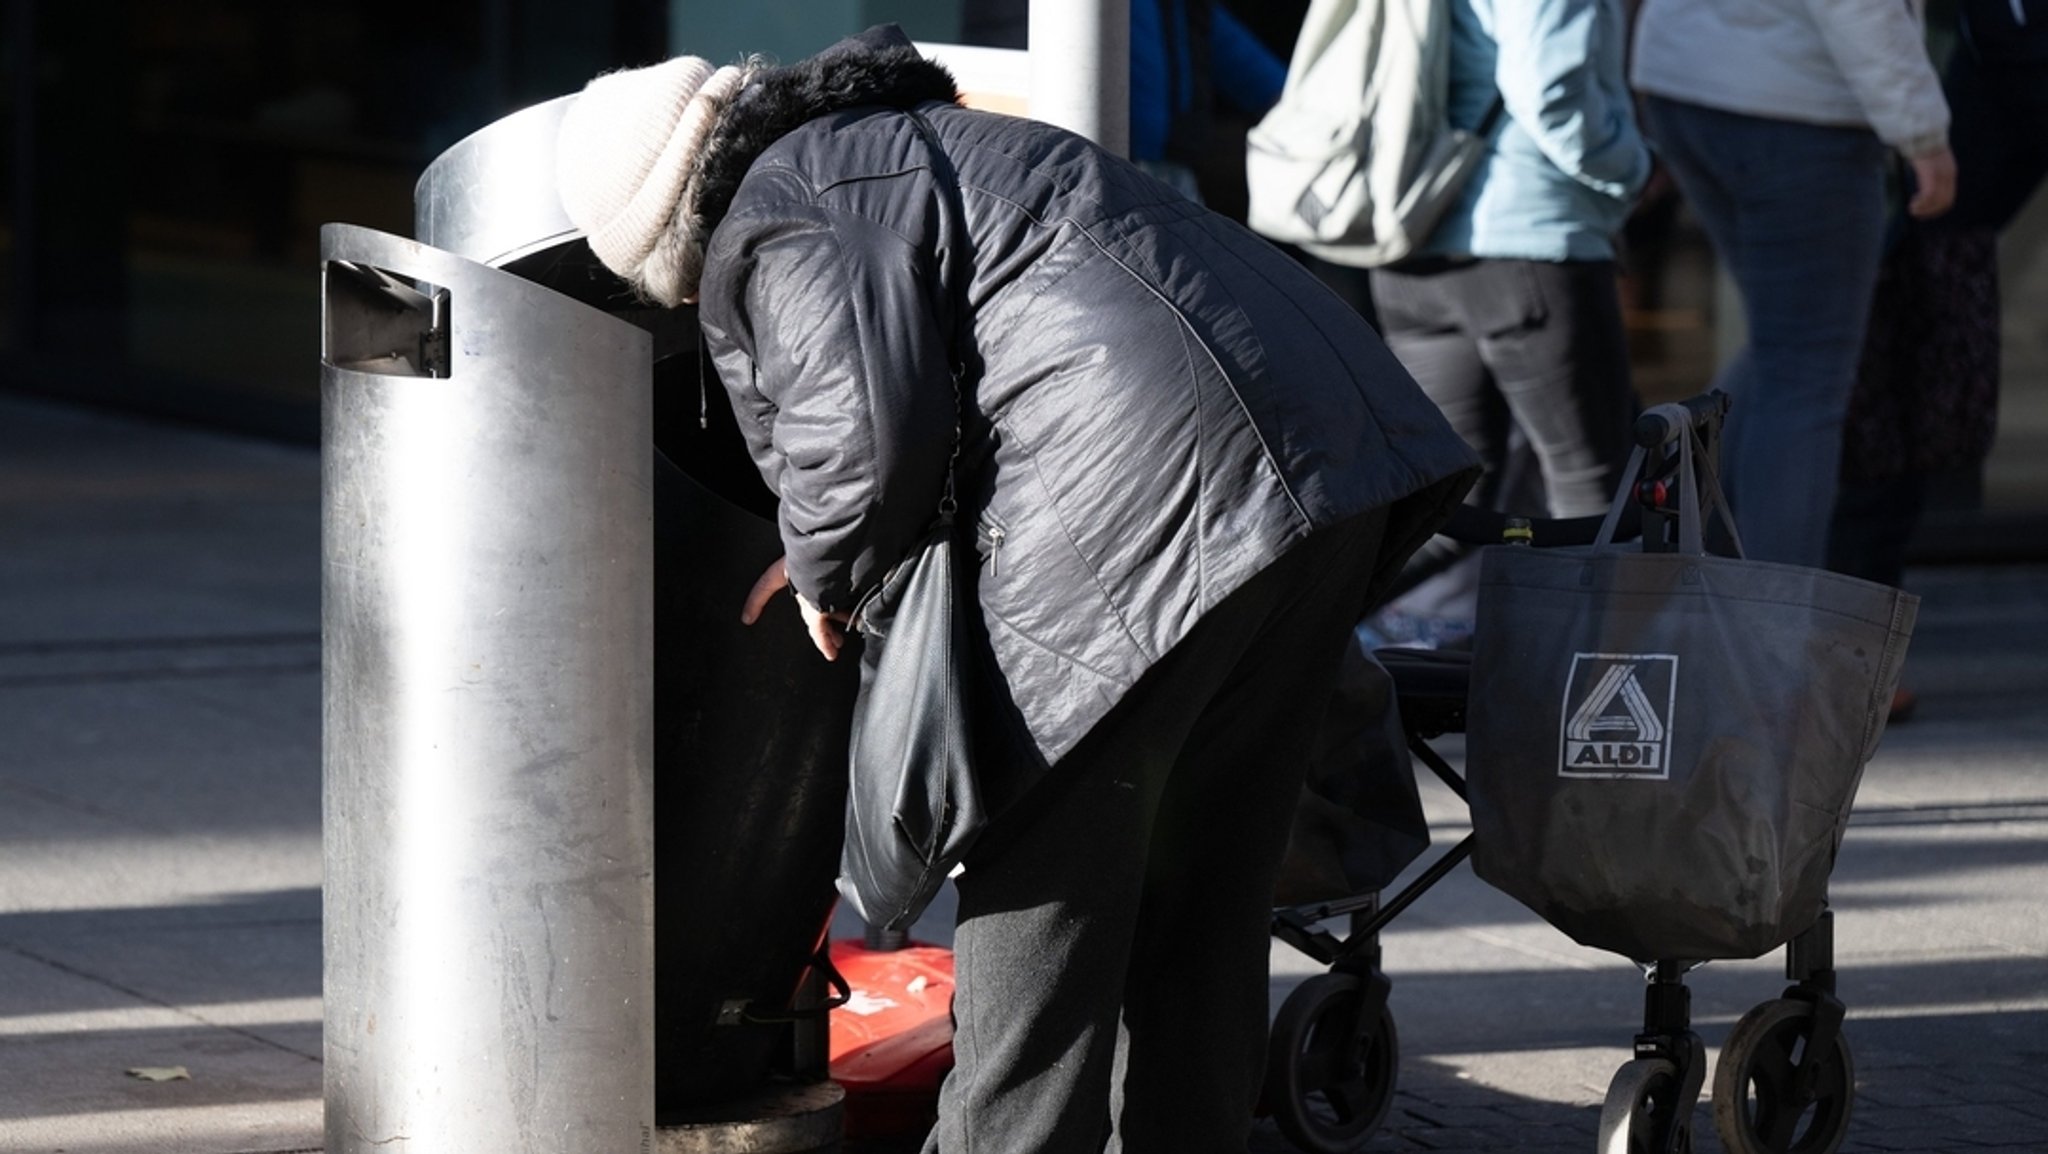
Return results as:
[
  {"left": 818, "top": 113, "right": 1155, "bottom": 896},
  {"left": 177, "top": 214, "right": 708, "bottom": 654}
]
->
[
  {"left": 334, "top": 87, "right": 861, "bottom": 1136},
  {"left": 320, "top": 221, "right": 655, "bottom": 1153},
  {"left": 413, "top": 93, "right": 860, "bottom": 1120}
]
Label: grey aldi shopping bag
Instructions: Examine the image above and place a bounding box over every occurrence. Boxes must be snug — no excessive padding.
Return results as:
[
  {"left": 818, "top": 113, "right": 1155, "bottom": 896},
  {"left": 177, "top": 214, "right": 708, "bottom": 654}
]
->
[{"left": 1464, "top": 415, "right": 1917, "bottom": 962}]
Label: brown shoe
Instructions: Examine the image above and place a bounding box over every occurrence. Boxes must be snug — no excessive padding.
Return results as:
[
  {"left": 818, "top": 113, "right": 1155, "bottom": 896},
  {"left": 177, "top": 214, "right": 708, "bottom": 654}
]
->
[{"left": 1888, "top": 686, "right": 1918, "bottom": 723}]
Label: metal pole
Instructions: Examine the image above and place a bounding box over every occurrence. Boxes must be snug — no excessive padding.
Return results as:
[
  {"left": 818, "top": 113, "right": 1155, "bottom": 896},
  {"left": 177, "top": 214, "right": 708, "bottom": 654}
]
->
[{"left": 1029, "top": 0, "right": 1130, "bottom": 156}]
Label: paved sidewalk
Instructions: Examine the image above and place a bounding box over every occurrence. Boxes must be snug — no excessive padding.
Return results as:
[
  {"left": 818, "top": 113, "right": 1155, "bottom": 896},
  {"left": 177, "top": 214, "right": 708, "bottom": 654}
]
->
[
  {"left": 0, "top": 394, "right": 323, "bottom": 1153},
  {"left": 2, "top": 390, "right": 2045, "bottom": 1153}
]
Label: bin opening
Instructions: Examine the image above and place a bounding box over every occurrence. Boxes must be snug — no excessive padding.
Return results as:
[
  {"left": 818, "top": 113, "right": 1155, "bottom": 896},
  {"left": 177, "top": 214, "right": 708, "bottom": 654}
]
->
[
  {"left": 322, "top": 260, "right": 450, "bottom": 378},
  {"left": 498, "top": 238, "right": 779, "bottom": 522}
]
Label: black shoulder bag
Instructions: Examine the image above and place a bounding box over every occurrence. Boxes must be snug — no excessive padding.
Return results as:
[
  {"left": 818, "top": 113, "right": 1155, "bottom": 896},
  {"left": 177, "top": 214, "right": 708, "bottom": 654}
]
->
[{"left": 836, "top": 110, "right": 987, "bottom": 932}]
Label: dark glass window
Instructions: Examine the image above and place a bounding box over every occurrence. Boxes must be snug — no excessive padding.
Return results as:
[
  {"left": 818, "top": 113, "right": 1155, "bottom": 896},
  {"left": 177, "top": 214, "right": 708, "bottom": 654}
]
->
[{"left": 5, "top": 0, "right": 666, "bottom": 440}]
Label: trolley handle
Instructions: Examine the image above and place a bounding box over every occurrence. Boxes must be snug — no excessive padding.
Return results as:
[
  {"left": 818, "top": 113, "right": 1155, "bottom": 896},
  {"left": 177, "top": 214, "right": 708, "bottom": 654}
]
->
[
  {"left": 1634, "top": 390, "right": 1731, "bottom": 449},
  {"left": 1439, "top": 503, "right": 1625, "bottom": 548}
]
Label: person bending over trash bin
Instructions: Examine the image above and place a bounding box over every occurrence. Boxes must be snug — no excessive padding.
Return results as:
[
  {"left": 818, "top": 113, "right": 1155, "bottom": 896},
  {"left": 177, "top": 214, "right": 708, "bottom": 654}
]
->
[{"left": 556, "top": 25, "right": 1477, "bottom": 1154}]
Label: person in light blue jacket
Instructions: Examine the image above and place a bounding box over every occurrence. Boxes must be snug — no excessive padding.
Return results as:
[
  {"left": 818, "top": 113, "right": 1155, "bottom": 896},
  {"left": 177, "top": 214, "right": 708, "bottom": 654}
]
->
[
  {"left": 1377, "top": 0, "right": 1648, "bottom": 514},
  {"left": 1366, "top": 0, "right": 1650, "bottom": 644}
]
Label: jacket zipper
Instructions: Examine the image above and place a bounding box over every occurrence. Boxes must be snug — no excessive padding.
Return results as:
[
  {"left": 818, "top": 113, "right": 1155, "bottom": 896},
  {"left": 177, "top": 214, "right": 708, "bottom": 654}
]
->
[{"left": 977, "top": 518, "right": 1006, "bottom": 576}]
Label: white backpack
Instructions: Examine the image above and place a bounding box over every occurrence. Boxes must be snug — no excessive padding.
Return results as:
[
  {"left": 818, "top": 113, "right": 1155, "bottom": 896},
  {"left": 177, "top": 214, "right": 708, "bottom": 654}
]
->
[{"left": 1245, "top": 0, "right": 1502, "bottom": 268}]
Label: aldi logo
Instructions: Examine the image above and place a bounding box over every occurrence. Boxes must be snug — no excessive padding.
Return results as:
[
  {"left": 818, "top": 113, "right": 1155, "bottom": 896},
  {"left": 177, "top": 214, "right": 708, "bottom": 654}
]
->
[{"left": 1559, "top": 653, "right": 1678, "bottom": 779}]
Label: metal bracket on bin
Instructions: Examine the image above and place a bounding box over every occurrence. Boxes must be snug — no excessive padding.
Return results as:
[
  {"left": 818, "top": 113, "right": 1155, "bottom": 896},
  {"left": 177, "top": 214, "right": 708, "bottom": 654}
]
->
[{"left": 323, "top": 259, "right": 451, "bottom": 378}]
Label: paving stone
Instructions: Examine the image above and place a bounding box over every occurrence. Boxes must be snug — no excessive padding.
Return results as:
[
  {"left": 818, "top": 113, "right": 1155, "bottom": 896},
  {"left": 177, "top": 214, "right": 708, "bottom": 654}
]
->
[
  {"left": 1403, "top": 1126, "right": 1521, "bottom": 1151},
  {"left": 1859, "top": 1081, "right": 1972, "bottom": 1109},
  {"left": 1930, "top": 1075, "right": 2048, "bottom": 1106},
  {"left": 1936, "top": 1102, "right": 2047, "bottom": 1129},
  {"left": 2010, "top": 1100, "right": 2048, "bottom": 1123},
  {"left": 1499, "top": 1101, "right": 1590, "bottom": 1124},
  {"left": 1398, "top": 1104, "right": 1523, "bottom": 1129},
  {"left": 1855, "top": 1104, "right": 1945, "bottom": 1133},
  {"left": 1400, "top": 1083, "right": 1519, "bottom": 1109},
  {"left": 1852, "top": 1128, "right": 1988, "bottom": 1152}
]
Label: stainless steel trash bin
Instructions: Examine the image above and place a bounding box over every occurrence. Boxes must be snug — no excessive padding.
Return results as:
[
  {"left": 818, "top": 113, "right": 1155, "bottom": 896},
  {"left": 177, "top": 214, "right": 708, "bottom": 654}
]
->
[
  {"left": 321, "top": 219, "right": 657, "bottom": 1154},
  {"left": 323, "top": 89, "right": 857, "bottom": 1154}
]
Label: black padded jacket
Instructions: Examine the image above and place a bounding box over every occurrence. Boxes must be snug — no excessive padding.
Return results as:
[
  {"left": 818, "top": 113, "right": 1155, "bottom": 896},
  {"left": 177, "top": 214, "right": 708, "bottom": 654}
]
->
[{"left": 696, "top": 26, "right": 1480, "bottom": 767}]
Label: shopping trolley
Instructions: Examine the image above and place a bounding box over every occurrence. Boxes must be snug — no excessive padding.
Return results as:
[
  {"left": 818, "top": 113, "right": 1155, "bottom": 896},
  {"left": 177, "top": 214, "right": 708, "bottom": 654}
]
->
[{"left": 1264, "top": 391, "right": 1865, "bottom": 1154}]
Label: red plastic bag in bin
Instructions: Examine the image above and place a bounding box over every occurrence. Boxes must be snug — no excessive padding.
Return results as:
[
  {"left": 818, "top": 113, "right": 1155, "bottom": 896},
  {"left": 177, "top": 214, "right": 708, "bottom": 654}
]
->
[{"left": 829, "top": 939, "right": 956, "bottom": 1139}]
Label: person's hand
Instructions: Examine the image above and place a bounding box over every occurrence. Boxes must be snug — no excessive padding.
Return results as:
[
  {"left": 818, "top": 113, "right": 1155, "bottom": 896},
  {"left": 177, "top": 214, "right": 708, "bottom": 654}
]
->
[
  {"left": 741, "top": 555, "right": 850, "bottom": 661},
  {"left": 1907, "top": 147, "right": 1957, "bottom": 220}
]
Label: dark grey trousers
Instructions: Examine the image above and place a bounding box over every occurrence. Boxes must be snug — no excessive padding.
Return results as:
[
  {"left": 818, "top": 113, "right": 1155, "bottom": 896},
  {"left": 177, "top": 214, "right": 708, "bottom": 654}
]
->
[{"left": 923, "top": 508, "right": 1390, "bottom": 1154}]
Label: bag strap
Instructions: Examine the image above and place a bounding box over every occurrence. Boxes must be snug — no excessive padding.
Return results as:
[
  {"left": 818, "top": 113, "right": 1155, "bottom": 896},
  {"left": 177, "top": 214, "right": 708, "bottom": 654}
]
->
[
  {"left": 906, "top": 106, "right": 972, "bottom": 520},
  {"left": 1677, "top": 419, "right": 1745, "bottom": 556},
  {"left": 847, "top": 106, "right": 972, "bottom": 637},
  {"left": 1592, "top": 445, "right": 1641, "bottom": 550}
]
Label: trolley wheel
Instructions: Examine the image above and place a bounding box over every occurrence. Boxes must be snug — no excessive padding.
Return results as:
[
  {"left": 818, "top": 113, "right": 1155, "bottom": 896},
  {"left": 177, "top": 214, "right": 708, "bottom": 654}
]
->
[
  {"left": 1265, "top": 971, "right": 1399, "bottom": 1153},
  {"left": 1598, "top": 1059, "right": 1694, "bottom": 1154},
  {"left": 1713, "top": 998, "right": 1855, "bottom": 1154}
]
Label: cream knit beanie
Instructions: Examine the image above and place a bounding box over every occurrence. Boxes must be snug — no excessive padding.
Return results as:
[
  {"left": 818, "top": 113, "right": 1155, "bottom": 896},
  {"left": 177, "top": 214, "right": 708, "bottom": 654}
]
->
[{"left": 556, "top": 56, "right": 751, "bottom": 306}]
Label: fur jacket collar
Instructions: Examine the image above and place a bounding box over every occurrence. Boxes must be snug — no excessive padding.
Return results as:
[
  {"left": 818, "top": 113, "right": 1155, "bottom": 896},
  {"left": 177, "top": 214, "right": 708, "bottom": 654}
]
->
[{"left": 689, "top": 25, "right": 960, "bottom": 240}]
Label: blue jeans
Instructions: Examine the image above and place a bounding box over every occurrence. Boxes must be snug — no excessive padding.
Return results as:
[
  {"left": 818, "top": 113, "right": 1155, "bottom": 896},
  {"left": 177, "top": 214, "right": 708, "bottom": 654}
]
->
[{"left": 1642, "top": 96, "right": 1888, "bottom": 567}]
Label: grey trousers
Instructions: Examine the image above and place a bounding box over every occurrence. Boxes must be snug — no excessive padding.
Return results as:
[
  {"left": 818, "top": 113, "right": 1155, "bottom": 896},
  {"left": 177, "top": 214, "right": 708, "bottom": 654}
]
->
[
  {"left": 1368, "top": 256, "right": 1637, "bottom": 520},
  {"left": 923, "top": 508, "right": 1390, "bottom": 1154}
]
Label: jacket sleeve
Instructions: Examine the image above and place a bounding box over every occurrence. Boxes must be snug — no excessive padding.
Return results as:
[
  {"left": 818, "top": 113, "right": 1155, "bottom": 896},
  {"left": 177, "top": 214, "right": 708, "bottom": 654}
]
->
[
  {"left": 697, "top": 196, "right": 958, "bottom": 615},
  {"left": 1491, "top": 0, "right": 1650, "bottom": 201},
  {"left": 1804, "top": 0, "right": 1950, "bottom": 157}
]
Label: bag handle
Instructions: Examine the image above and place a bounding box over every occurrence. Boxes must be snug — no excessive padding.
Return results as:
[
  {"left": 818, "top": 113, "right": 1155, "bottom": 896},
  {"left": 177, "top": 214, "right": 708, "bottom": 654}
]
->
[
  {"left": 1592, "top": 443, "right": 1647, "bottom": 551},
  {"left": 1593, "top": 398, "right": 1745, "bottom": 558}
]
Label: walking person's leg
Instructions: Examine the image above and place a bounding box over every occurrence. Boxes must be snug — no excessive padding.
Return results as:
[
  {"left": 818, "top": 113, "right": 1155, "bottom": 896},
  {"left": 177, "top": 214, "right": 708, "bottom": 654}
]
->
[
  {"left": 1642, "top": 97, "right": 1889, "bottom": 567},
  {"left": 1466, "top": 259, "right": 1638, "bottom": 519},
  {"left": 1639, "top": 94, "right": 1754, "bottom": 463},
  {"left": 1370, "top": 262, "right": 1512, "bottom": 502},
  {"left": 1367, "top": 264, "right": 1505, "bottom": 641}
]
